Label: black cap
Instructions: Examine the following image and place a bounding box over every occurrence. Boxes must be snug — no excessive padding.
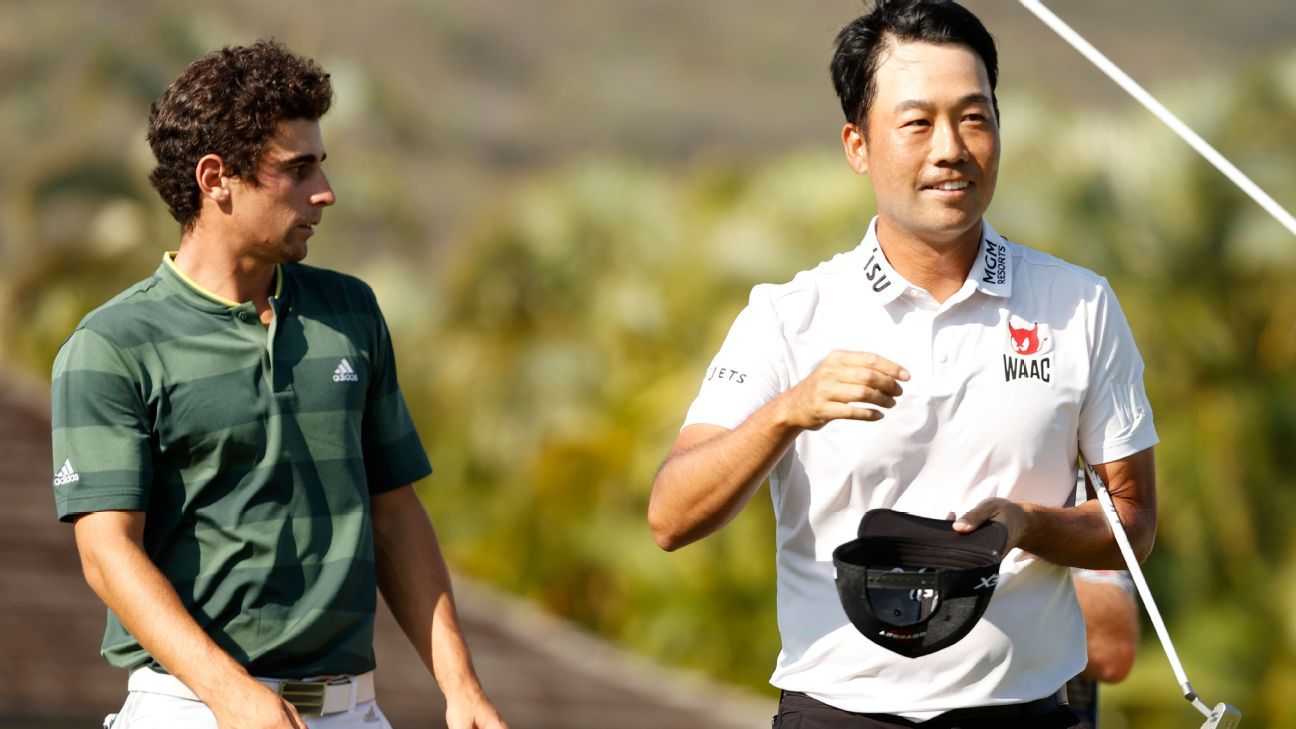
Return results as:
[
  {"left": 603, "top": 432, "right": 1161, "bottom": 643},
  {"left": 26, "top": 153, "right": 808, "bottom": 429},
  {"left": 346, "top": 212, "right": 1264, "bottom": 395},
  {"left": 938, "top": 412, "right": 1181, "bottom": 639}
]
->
[{"left": 832, "top": 509, "right": 1008, "bottom": 657}]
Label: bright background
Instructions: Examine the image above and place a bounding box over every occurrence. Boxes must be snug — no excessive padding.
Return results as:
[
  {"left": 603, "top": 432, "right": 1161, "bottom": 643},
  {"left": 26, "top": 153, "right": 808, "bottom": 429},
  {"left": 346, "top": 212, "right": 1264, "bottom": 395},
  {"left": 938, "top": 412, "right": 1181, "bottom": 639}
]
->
[{"left": 3, "top": 1, "right": 1295, "bottom": 727}]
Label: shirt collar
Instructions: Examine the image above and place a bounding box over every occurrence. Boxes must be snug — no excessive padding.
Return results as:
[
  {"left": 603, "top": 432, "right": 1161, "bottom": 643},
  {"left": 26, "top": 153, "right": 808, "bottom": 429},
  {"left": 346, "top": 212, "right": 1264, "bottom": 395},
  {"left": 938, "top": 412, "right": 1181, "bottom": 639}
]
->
[
  {"left": 159, "top": 252, "right": 285, "bottom": 312},
  {"left": 852, "top": 218, "right": 1013, "bottom": 305},
  {"left": 851, "top": 217, "right": 908, "bottom": 306},
  {"left": 972, "top": 221, "right": 1013, "bottom": 298}
]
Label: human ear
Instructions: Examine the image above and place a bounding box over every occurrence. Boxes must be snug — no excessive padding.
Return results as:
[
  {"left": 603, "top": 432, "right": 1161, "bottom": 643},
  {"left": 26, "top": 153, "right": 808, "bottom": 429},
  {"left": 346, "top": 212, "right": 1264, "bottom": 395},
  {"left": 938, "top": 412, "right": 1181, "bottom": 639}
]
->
[
  {"left": 195, "top": 154, "right": 230, "bottom": 203},
  {"left": 842, "top": 123, "right": 869, "bottom": 175}
]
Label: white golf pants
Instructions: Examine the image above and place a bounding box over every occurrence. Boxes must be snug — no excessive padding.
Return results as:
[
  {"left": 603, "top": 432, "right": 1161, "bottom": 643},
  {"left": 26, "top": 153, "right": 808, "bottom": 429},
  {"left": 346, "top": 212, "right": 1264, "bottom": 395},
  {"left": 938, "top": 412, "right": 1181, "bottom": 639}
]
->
[{"left": 103, "top": 670, "right": 394, "bottom": 729}]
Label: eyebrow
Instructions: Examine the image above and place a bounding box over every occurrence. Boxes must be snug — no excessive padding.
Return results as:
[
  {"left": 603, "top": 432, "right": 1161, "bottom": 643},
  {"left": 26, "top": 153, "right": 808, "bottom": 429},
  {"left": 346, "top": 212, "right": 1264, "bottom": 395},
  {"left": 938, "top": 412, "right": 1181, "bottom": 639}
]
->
[
  {"left": 282, "top": 151, "right": 327, "bottom": 166},
  {"left": 893, "top": 93, "right": 993, "bottom": 114}
]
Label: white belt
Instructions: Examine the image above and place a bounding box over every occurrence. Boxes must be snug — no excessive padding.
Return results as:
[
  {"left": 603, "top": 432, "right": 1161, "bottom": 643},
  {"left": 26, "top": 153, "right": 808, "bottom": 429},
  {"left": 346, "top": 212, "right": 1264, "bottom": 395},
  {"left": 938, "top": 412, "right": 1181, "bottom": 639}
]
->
[{"left": 128, "top": 667, "right": 376, "bottom": 716}]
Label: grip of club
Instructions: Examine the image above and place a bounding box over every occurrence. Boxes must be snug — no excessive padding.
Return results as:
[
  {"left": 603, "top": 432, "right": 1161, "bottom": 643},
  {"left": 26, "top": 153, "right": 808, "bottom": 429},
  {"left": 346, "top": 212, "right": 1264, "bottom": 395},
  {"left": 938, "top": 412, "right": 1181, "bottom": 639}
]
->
[{"left": 1083, "top": 463, "right": 1211, "bottom": 718}]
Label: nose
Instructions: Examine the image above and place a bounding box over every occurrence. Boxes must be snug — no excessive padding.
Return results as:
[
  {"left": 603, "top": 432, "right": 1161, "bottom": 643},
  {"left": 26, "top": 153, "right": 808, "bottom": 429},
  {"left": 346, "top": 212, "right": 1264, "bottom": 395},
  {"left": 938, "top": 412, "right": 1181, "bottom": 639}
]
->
[
  {"left": 313, "top": 170, "right": 336, "bottom": 207},
  {"left": 929, "top": 119, "right": 969, "bottom": 166}
]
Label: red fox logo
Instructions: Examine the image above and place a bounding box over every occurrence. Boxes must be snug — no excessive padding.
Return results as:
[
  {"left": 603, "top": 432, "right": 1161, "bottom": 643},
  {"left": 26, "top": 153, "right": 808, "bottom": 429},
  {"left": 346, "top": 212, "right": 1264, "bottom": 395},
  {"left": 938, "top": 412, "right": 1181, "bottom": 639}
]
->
[{"left": 1008, "top": 322, "right": 1041, "bottom": 356}]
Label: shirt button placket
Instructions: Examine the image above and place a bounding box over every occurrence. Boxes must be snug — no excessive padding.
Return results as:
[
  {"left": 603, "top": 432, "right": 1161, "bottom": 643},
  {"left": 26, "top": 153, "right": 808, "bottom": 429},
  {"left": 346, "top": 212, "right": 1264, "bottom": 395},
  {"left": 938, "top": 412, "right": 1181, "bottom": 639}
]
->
[
  {"left": 931, "top": 318, "right": 947, "bottom": 392},
  {"left": 918, "top": 314, "right": 935, "bottom": 387}
]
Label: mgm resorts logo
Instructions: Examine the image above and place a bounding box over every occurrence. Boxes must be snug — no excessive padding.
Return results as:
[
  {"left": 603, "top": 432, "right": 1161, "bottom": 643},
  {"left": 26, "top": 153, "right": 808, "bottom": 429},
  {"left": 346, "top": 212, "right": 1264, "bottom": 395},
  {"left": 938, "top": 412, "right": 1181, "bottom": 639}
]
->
[{"left": 981, "top": 239, "right": 1007, "bottom": 286}]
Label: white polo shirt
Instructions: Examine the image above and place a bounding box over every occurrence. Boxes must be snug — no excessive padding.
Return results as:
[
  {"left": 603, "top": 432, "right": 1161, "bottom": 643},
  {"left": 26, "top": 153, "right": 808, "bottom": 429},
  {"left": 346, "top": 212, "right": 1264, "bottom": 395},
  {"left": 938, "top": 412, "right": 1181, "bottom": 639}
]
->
[{"left": 683, "top": 218, "right": 1157, "bottom": 719}]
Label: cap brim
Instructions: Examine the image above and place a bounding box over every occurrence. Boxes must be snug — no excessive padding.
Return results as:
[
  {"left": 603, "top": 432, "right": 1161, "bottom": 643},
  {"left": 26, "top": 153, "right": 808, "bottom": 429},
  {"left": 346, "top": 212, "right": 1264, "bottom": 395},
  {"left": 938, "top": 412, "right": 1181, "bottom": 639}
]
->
[{"left": 857, "top": 509, "right": 1008, "bottom": 559}]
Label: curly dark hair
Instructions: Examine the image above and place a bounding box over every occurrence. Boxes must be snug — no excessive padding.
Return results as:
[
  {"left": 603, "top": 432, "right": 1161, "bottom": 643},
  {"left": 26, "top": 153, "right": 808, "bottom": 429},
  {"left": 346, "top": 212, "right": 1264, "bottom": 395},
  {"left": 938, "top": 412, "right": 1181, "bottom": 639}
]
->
[
  {"left": 831, "top": 0, "right": 998, "bottom": 135},
  {"left": 146, "top": 40, "right": 333, "bottom": 229}
]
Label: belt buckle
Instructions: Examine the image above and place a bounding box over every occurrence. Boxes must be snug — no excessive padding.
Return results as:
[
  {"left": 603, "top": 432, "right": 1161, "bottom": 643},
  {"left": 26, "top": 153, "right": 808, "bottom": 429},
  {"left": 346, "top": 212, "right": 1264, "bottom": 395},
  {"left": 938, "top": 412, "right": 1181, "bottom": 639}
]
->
[{"left": 278, "top": 680, "right": 326, "bottom": 717}]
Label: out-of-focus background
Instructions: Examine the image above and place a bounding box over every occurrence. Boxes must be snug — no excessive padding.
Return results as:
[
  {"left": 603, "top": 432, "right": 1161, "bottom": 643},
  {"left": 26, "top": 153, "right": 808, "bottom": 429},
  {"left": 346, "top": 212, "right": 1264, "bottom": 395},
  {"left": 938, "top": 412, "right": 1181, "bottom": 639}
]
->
[{"left": 3, "top": 1, "right": 1295, "bottom": 727}]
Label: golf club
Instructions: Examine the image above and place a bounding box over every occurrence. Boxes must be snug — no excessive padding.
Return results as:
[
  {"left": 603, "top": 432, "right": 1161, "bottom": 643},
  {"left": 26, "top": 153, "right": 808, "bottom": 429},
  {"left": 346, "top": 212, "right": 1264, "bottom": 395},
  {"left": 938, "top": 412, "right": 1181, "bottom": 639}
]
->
[
  {"left": 1082, "top": 461, "right": 1241, "bottom": 729},
  {"left": 1014, "top": 2, "right": 1256, "bottom": 724},
  {"left": 1019, "top": 0, "right": 1296, "bottom": 239}
]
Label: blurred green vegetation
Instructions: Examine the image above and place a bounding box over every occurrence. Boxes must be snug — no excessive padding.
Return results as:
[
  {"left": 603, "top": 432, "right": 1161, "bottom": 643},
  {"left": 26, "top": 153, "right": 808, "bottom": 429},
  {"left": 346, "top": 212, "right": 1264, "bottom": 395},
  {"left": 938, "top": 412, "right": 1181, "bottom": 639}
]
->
[
  {"left": 407, "top": 154, "right": 872, "bottom": 690},
  {"left": 3, "top": 5, "right": 1296, "bottom": 727}
]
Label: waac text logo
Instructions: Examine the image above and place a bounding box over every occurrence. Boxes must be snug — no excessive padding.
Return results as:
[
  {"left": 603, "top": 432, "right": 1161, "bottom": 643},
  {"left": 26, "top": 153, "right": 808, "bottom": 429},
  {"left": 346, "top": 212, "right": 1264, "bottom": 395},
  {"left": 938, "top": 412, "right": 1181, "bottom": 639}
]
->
[{"left": 1003, "top": 316, "right": 1052, "bottom": 383}]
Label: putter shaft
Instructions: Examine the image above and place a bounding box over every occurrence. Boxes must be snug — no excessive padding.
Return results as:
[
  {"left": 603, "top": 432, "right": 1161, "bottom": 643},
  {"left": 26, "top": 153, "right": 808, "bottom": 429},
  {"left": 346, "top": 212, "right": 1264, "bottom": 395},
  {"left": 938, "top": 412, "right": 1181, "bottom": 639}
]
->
[{"left": 1082, "top": 463, "right": 1236, "bottom": 722}]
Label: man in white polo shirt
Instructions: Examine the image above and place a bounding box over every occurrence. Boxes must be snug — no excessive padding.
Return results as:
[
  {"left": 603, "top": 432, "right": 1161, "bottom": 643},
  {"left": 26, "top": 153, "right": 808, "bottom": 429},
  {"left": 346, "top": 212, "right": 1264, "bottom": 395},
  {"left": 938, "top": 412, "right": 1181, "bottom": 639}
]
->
[{"left": 648, "top": 1, "right": 1157, "bottom": 727}]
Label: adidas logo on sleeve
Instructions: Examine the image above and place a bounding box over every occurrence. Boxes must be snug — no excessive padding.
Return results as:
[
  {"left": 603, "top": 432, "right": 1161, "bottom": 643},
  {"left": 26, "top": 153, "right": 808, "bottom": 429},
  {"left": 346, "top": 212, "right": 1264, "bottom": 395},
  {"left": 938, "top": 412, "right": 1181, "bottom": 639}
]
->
[
  {"left": 53, "top": 458, "right": 80, "bottom": 487},
  {"left": 333, "top": 358, "right": 359, "bottom": 383}
]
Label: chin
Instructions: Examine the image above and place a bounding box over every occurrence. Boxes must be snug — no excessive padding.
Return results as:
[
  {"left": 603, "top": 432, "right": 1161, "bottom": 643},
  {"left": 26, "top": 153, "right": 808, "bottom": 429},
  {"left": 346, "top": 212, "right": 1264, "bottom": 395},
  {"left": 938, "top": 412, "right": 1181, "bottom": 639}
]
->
[
  {"left": 926, "top": 209, "right": 985, "bottom": 238},
  {"left": 280, "top": 241, "right": 309, "bottom": 263}
]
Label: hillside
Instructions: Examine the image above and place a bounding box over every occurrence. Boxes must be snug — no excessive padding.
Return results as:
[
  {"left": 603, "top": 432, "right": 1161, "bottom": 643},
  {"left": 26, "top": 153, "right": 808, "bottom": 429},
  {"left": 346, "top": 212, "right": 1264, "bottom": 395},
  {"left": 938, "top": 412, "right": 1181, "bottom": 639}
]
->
[{"left": 2, "top": 0, "right": 1292, "bottom": 258}]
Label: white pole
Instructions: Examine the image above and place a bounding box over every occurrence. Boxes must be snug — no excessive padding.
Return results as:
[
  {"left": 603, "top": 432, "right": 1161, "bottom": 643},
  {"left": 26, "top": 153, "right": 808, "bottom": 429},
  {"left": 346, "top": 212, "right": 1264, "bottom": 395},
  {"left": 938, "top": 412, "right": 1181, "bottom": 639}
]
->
[
  {"left": 1082, "top": 463, "right": 1214, "bottom": 719},
  {"left": 1019, "top": 0, "right": 1296, "bottom": 239}
]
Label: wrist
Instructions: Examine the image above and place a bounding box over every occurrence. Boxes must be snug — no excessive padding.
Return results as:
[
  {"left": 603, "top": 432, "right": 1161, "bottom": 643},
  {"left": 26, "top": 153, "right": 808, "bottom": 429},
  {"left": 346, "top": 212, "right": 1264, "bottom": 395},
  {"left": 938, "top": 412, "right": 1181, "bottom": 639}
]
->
[
  {"left": 434, "top": 658, "right": 485, "bottom": 700},
  {"left": 441, "top": 676, "right": 489, "bottom": 706},
  {"left": 189, "top": 664, "right": 265, "bottom": 708},
  {"left": 768, "top": 389, "right": 808, "bottom": 433},
  {"left": 1013, "top": 502, "right": 1041, "bottom": 553}
]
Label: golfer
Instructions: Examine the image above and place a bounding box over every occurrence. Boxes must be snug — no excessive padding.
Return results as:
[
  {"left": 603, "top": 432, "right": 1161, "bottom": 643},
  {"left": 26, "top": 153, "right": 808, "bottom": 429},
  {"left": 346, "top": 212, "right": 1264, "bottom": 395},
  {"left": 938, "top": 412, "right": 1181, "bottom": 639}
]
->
[
  {"left": 51, "top": 42, "right": 506, "bottom": 729},
  {"left": 649, "top": 1, "right": 1157, "bottom": 726}
]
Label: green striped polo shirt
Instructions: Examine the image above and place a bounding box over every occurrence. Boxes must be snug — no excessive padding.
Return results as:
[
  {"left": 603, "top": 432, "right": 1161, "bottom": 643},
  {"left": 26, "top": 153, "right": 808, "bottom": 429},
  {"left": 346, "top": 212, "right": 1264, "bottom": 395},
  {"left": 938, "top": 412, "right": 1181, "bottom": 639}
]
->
[{"left": 50, "top": 253, "right": 432, "bottom": 678}]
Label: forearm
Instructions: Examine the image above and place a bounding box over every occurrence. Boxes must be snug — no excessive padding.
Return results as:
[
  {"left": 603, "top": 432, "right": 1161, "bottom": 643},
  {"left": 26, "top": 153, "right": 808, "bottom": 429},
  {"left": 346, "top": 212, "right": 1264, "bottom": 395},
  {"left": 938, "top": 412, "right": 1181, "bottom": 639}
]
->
[
  {"left": 648, "top": 394, "right": 802, "bottom": 551},
  {"left": 1025, "top": 451, "right": 1156, "bottom": 567},
  {"left": 956, "top": 449, "right": 1157, "bottom": 568},
  {"left": 1017, "top": 501, "right": 1150, "bottom": 569},
  {"left": 372, "top": 487, "right": 484, "bottom": 698}
]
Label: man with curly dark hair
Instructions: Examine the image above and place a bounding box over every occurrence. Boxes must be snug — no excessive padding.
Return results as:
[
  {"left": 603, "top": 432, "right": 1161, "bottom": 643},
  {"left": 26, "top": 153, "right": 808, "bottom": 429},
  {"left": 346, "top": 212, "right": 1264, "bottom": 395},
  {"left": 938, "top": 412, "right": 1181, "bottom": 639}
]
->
[{"left": 50, "top": 40, "right": 507, "bottom": 729}]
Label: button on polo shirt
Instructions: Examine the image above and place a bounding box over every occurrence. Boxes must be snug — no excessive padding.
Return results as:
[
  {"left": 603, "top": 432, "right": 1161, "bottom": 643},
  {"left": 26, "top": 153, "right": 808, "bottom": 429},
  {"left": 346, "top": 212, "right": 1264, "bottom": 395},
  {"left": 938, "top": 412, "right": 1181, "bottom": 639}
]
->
[
  {"left": 51, "top": 253, "right": 432, "bottom": 678},
  {"left": 684, "top": 218, "right": 1157, "bottom": 717}
]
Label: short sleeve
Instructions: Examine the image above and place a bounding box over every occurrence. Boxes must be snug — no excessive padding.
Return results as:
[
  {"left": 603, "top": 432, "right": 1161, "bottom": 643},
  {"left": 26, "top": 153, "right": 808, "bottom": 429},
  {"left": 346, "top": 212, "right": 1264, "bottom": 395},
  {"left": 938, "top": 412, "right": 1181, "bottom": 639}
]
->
[
  {"left": 360, "top": 291, "right": 433, "bottom": 493},
  {"left": 683, "top": 285, "right": 789, "bottom": 430},
  {"left": 50, "top": 328, "right": 152, "bottom": 521},
  {"left": 1077, "top": 279, "right": 1158, "bottom": 464}
]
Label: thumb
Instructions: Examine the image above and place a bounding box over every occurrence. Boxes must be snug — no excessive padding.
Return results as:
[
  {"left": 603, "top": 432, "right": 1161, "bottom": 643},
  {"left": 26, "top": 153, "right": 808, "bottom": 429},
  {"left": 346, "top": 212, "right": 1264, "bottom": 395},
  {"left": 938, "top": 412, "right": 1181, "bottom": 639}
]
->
[{"left": 953, "top": 503, "right": 994, "bottom": 533}]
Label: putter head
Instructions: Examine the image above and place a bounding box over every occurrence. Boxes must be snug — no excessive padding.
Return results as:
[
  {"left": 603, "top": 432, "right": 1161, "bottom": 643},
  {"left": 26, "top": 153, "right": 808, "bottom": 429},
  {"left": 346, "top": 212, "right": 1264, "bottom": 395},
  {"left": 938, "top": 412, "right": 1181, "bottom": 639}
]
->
[{"left": 1200, "top": 703, "right": 1241, "bottom": 729}]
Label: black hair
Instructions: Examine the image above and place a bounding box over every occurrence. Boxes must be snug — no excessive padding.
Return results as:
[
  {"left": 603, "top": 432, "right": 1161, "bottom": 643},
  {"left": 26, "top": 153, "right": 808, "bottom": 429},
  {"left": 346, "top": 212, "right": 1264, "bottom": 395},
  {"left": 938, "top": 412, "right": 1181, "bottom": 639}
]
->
[
  {"left": 830, "top": 0, "right": 998, "bottom": 132},
  {"left": 147, "top": 40, "right": 333, "bottom": 229}
]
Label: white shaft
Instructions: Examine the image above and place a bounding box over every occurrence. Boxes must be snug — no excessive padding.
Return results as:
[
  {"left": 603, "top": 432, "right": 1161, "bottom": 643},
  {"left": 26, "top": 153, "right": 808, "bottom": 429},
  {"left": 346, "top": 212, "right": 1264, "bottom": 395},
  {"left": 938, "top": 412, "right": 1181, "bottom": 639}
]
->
[
  {"left": 1082, "top": 463, "right": 1213, "bottom": 719},
  {"left": 1019, "top": 0, "right": 1296, "bottom": 239}
]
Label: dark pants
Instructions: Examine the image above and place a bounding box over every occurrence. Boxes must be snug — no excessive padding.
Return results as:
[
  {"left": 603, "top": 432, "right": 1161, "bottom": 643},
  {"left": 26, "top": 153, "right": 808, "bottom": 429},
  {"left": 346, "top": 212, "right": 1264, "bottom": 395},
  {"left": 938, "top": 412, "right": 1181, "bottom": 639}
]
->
[{"left": 773, "top": 691, "right": 1086, "bottom": 729}]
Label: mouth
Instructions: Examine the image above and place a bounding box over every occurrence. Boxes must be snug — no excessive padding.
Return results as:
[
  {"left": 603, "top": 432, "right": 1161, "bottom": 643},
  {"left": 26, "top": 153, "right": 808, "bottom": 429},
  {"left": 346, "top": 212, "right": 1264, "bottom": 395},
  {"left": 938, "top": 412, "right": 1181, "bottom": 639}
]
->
[
  {"left": 922, "top": 180, "right": 972, "bottom": 192},
  {"left": 297, "top": 221, "right": 319, "bottom": 235}
]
